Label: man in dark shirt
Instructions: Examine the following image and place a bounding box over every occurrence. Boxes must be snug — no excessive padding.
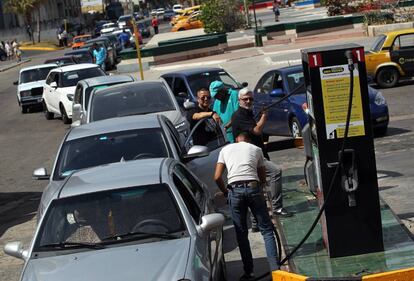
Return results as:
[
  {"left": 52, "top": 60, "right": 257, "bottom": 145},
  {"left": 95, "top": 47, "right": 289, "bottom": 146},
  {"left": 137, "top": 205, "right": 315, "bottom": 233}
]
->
[
  {"left": 232, "top": 88, "right": 292, "bottom": 219},
  {"left": 186, "top": 88, "right": 221, "bottom": 146}
]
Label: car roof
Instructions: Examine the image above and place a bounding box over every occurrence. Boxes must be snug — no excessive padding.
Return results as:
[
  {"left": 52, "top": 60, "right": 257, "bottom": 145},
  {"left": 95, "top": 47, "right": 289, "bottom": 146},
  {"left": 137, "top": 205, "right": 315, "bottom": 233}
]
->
[
  {"left": 59, "top": 158, "right": 173, "bottom": 198},
  {"left": 51, "top": 63, "right": 99, "bottom": 73},
  {"left": 20, "top": 63, "right": 58, "bottom": 73},
  {"left": 45, "top": 56, "right": 74, "bottom": 61},
  {"left": 79, "top": 75, "right": 134, "bottom": 87},
  {"left": 86, "top": 37, "right": 110, "bottom": 43},
  {"left": 93, "top": 80, "right": 166, "bottom": 96},
  {"left": 273, "top": 64, "right": 303, "bottom": 73},
  {"left": 65, "top": 49, "right": 91, "bottom": 55},
  {"left": 161, "top": 67, "right": 224, "bottom": 76},
  {"left": 383, "top": 28, "right": 414, "bottom": 37},
  {"left": 73, "top": 34, "right": 91, "bottom": 39},
  {"left": 66, "top": 115, "right": 162, "bottom": 141}
]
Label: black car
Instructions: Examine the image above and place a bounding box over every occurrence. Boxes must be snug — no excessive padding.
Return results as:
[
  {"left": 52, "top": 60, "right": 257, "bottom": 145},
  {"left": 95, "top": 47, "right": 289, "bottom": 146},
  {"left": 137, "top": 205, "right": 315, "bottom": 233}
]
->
[
  {"left": 101, "top": 34, "right": 122, "bottom": 57},
  {"left": 0, "top": 48, "right": 6, "bottom": 61},
  {"left": 64, "top": 49, "right": 94, "bottom": 64},
  {"left": 81, "top": 41, "right": 116, "bottom": 70}
]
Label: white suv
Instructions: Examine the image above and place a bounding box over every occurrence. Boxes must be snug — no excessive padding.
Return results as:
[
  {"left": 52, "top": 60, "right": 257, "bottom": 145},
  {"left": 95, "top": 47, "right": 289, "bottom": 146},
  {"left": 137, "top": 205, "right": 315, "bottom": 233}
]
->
[
  {"left": 14, "top": 64, "right": 57, "bottom": 114},
  {"left": 43, "top": 64, "right": 106, "bottom": 124}
]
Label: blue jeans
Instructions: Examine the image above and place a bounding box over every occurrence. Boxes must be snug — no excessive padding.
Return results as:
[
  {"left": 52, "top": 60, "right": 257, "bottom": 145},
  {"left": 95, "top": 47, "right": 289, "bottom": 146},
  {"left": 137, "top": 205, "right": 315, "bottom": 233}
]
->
[{"left": 228, "top": 183, "right": 279, "bottom": 273}]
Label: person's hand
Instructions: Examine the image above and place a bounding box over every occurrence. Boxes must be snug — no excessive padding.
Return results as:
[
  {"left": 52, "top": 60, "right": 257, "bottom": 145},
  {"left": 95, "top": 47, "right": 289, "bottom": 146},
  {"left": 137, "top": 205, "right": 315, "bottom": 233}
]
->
[
  {"left": 261, "top": 108, "right": 268, "bottom": 120},
  {"left": 212, "top": 113, "right": 221, "bottom": 124}
]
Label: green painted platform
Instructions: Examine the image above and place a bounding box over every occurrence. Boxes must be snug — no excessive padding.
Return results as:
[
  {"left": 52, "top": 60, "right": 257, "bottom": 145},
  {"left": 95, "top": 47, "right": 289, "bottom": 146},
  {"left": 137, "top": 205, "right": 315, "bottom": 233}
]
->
[{"left": 279, "top": 167, "right": 414, "bottom": 277}]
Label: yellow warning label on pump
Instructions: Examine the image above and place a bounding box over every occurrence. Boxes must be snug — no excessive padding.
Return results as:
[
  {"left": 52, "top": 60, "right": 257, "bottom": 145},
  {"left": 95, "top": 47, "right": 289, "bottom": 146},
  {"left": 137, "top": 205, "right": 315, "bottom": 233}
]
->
[{"left": 320, "top": 64, "right": 365, "bottom": 139}]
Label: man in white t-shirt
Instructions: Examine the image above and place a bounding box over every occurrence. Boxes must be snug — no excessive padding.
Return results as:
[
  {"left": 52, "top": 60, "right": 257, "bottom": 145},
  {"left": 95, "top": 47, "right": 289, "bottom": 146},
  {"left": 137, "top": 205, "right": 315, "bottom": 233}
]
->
[{"left": 214, "top": 131, "right": 279, "bottom": 281}]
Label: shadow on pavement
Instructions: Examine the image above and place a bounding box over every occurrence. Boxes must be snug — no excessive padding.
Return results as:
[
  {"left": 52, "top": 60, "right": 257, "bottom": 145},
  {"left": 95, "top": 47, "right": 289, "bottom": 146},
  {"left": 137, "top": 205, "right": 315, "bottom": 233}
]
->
[
  {"left": 383, "top": 127, "right": 411, "bottom": 137},
  {"left": 0, "top": 192, "right": 41, "bottom": 237},
  {"left": 226, "top": 257, "right": 272, "bottom": 281}
]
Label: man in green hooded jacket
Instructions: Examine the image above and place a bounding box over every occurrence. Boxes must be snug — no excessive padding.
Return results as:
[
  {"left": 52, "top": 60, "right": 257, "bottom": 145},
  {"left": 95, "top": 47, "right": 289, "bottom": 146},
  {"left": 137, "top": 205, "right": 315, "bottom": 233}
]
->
[{"left": 209, "top": 80, "right": 239, "bottom": 143}]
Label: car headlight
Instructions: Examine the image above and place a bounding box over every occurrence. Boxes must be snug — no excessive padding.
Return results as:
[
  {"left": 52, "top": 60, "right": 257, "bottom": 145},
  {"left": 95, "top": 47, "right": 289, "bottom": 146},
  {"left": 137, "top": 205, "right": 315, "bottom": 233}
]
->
[
  {"left": 374, "top": 91, "right": 386, "bottom": 106},
  {"left": 67, "top": 94, "right": 74, "bottom": 101},
  {"left": 20, "top": 90, "right": 31, "bottom": 97}
]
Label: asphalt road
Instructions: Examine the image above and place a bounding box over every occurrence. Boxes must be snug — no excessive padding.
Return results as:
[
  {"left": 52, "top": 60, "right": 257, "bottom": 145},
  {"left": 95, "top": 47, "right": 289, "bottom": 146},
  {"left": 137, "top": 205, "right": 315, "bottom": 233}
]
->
[{"left": 1, "top": 38, "right": 414, "bottom": 280}]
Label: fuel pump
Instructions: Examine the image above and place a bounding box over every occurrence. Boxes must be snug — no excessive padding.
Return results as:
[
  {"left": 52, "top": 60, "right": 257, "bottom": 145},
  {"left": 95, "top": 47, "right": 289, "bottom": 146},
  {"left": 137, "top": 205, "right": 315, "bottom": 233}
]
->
[{"left": 301, "top": 44, "right": 384, "bottom": 258}]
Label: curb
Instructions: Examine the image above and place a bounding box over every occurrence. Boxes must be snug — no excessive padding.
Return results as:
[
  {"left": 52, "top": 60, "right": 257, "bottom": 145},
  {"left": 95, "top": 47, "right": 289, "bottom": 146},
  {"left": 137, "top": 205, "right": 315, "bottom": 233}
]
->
[
  {"left": 0, "top": 58, "right": 31, "bottom": 72},
  {"left": 20, "top": 46, "right": 64, "bottom": 51}
]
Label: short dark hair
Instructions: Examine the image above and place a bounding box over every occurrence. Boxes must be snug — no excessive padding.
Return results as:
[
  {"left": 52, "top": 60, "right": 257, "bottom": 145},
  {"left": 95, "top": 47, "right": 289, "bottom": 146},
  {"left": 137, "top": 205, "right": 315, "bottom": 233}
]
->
[
  {"left": 197, "top": 88, "right": 209, "bottom": 97},
  {"left": 236, "top": 131, "right": 251, "bottom": 140}
]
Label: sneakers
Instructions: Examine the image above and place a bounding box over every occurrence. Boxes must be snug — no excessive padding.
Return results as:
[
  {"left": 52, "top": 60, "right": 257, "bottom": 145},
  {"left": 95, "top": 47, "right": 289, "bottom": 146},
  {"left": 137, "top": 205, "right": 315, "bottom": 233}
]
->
[
  {"left": 239, "top": 272, "right": 256, "bottom": 281},
  {"left": 274, "top": 208, "right": 293, "bottom": 217}
]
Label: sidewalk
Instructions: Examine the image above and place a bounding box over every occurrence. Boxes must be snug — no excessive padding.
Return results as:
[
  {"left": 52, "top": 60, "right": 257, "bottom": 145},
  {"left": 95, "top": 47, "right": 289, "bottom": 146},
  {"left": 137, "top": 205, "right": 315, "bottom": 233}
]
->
[{"left": 0, "top": 59, "right": 31, "bottom": 72}]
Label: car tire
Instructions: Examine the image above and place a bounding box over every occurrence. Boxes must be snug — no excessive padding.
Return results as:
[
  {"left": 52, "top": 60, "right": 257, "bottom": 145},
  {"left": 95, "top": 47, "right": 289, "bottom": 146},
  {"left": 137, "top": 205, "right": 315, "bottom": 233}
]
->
[
  {"left": 21, "top": 105, "right": 28, "bottom": 114},
  {"left": 374, "top": 126, "right": 388, "bottom": 137},
  {"left": 376, "top": 67, "right": 399, "bottom": 88},
  {"left": 0, "top": 54, "right": 6, "bottom": 61},
  {"left": 178, "top": 28, "right": 185, "bottom": 31},
  {"left": 60, "top": 104, "right": 71, "bottom": 124},
  {"left": 290, "top": 117, "right": 302, "bottom": 139},
  {"left": 43, "top": 102, "right": 54, "bottom": 120}
]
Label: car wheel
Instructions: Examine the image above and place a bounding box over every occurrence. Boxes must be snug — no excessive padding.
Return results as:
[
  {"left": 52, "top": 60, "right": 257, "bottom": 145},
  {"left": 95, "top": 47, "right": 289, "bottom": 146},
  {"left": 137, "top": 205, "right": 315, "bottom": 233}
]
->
[
  {"left": 376, "top": 67, "right": 399, "bottom": 88},
  {"left": 290, "top": 117, "right": 302, "bottom": 139},
  {"left": 178, "top": 28, "right": 185, "bottom": 31},
  {"left": 43, "top": 102, "right": 54, "bottom": 120},
  {"left": 374, "top": 126, "right": 388, "bottom": 137},
  {"left": 0, "top": 54, "right": 6, "bottom": 61},
  {"left": 60, "top": 104, "right": 71, "bottom": 124},
  {"left": 21, "top": 105, "right": 28, "bottom": 114}
]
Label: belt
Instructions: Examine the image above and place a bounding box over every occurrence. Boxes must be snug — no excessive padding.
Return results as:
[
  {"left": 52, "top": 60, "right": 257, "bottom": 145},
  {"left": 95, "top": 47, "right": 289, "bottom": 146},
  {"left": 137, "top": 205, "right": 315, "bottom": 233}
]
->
[{"left": 229, "top": 180, "right": 259, "bottom": 188}]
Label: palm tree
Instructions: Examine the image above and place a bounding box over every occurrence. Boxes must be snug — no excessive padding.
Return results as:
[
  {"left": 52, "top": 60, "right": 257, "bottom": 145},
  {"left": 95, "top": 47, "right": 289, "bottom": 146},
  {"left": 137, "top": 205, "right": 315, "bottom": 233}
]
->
[{"left": 4, "top": 0, "right": 36, "bottom": 44}]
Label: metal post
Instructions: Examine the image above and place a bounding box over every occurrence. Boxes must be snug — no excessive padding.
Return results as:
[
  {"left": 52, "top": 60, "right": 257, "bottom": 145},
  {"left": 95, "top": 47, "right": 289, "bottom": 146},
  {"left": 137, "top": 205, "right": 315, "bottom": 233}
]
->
[
  {"left": 252, "top": 0, "right": 263, "bottom": 47},
  {"left": 132, "top": 19, "right": 144, "bottom": 80}
]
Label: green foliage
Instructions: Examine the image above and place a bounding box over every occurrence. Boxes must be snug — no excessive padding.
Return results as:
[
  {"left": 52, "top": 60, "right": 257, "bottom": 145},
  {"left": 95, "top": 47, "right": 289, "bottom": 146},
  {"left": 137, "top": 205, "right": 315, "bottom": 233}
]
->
[
  {"left": 3, "top": 0, "right": 36, "bottom": 23},
  {"left": 364, "top": 11, "right": 394, "bottom": 25},
  {"left": 200, "top": 0, "right": 245, "bottom": 33}
]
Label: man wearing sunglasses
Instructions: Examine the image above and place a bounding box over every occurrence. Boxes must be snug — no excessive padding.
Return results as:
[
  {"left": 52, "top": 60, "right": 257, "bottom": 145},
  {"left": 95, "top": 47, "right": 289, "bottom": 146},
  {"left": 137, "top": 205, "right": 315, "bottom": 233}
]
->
[
  {"left": 232, "top": 88, "right": 292, "bottom": 221},
  {"left": 186, "top": 88, "right": 221, "bottom": 146}
]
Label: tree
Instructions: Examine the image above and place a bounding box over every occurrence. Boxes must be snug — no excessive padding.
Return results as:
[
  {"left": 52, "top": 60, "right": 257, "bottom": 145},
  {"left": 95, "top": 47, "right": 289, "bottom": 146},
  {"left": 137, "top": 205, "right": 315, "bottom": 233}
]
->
[
  {"left": 200, "top": 0, "right": 245, "bottom": 33},
  {"left": 4, "top": 0, "right": 36, "bottom": 43},
  {"left": 33, "top": 0, "right": 48, "bottom": 43}
]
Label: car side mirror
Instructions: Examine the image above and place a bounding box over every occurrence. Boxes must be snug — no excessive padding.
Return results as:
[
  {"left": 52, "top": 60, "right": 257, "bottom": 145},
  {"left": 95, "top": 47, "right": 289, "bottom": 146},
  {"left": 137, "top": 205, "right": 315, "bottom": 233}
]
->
[
  {"left": 33, "top": 167, "right": 50, "bottom": 180},
  {"left": 13, "top": 80, "right": 18, "bottom": 85},
  {"left": 4, "top": 242, "right": 28, "bottom": 260},
  {"left": 50, "top": 82, "right": 57, "bottom": 88},
  {"left": 270, "top": 88, "right": 284, "bottom": 97},
  {"left": 183, "top": 101, "right": 196, "bottom": 110},
  {"left": 196, "top": 213, "right": 225, "bottom": 235},
  {"left": 182, "top": 145, "right": 209, "bottom": 160}
]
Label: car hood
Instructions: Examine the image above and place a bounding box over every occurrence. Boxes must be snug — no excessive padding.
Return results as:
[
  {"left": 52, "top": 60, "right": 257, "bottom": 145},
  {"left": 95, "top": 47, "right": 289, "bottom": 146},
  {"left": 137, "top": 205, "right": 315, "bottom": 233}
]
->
[
  {"left": 18, "top": 81, "right": 46, "bottom": 92},
  {"left": 22, "top": 238, "right": 191, "bottom": 281}
]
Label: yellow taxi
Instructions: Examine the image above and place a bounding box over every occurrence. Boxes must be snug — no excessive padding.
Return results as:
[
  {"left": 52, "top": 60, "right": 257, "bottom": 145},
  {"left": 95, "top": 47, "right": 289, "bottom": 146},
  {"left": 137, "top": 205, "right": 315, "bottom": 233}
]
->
[
  {"left": 170, "top": 5, "right": 201, "bottom": 26},
  {"left": 171, "top": 12, "right": 203, "bottom": 32},
  {"left": 365, "top": 28, "right": 414, "bottom": 88}
]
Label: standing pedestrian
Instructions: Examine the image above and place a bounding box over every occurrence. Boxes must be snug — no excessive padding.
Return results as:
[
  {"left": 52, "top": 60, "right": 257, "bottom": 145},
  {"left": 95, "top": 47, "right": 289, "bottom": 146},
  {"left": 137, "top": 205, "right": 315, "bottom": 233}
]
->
[
  {"left": 209, "top": 80, "right": 239, "bottom": 143},
  {"left": 12, "top": 40, "right": 18, "bottom": 60},
  {"left": 26, "top": 24, "right": 33, "bottom": 41},
  {"left": 151, "top": 16, "right": 159, "bottom": 34},
  {"left": 5, "top": 41, "right": 11, "bottom": 60},
  {"left": 61, "top": 29, "right": 68, "bottom": 47},
  {"left": 186, "top": 88, "right": 221, "bottom": 146},
  {"left": 214, "top": 131, "right": 279, "bottom": 281},
  {"left": 273, "top": 0, "right": 280, "bottom": 22},
  {"left": 92, "top": 43, "right": 107, "bottom": 71},
  {"left": 231, "top": 88, "right": 292, "bottom": 219}
]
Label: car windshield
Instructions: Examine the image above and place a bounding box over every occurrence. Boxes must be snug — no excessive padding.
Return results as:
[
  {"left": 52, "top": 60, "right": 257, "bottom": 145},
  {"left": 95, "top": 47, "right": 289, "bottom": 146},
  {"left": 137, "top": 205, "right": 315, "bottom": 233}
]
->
[
  {"left": 89, "top": 82, "right": 176, "bottom": 122},
  {"left": 285, "top": 71, "right": 305, "bottom": 93},
  {"left": 35, "top": 184, "right": 186, "bottom": 252},
  {"left": 20, "top": 67, "right": 56, "bottom": 83},
  {"left": 54, "top": 128, "right": 169, "bottom": 180},
  {"left": 370, "top": 34, "right": 387, "bottom": 52},
  {"left": 61, "top": 67, "right": 105, "bottom": 87},
  {"left": 74, "top": 36, "right": 91, "bottom": 43},
  {"left": 187, "top": 70, "right": 241, "bottom": 95},
  {"left": 85, "top": 82, "right": 129, "bottom": 110}
]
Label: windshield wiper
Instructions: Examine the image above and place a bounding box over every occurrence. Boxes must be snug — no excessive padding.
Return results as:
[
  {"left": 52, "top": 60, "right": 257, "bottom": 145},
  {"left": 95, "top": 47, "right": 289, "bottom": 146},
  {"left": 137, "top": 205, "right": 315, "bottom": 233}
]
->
[
  {"left": 39, "top": 241, "right": 105, "bottom": 249},
  {"left": 118, "top": 112, "right": 148, "bottom": 117},
  {"left": 103, "top": 231, "right": 180, "bottom": 241}
]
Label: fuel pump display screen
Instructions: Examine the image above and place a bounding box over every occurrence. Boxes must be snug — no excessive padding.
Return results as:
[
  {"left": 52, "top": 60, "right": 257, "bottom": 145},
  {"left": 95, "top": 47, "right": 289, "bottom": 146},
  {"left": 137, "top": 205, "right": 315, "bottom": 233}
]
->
[{"left": 319, "top": 64, "right": 365, "bottom": 139}]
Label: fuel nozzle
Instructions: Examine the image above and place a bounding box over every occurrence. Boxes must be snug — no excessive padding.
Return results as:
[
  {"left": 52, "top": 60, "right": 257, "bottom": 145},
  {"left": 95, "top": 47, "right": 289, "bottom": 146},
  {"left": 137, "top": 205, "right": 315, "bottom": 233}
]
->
[
  {"left": 339, "top": 149, "right": 358, "bottom": 207},
  {"left": 345, "top": 50, "right": 355, "bottom": 71}
]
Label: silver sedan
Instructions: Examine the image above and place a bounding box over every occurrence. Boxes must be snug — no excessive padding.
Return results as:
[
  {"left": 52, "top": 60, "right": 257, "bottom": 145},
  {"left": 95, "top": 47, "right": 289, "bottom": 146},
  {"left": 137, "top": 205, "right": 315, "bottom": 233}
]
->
[{"left": 5, "top": 158, "right": 226, "bottom": 281}]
